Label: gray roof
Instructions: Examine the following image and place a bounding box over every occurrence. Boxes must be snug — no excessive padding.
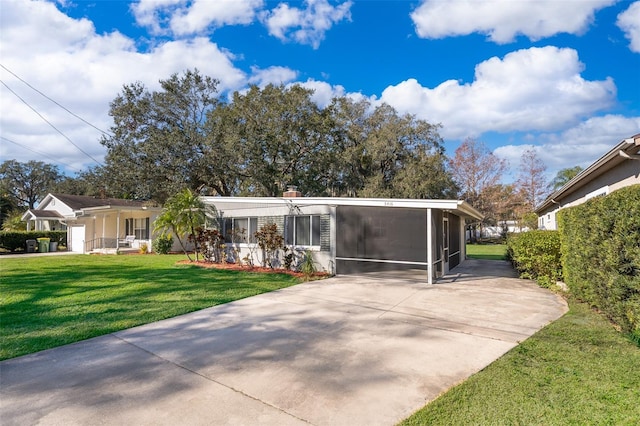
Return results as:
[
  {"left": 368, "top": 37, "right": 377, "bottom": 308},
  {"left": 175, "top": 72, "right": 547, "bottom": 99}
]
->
[
  {"left": 24, "top": 210, "right": 64, "bottom": 219},
  {"left": 49, "top": 193, "right": 147, "bottom": 210}
]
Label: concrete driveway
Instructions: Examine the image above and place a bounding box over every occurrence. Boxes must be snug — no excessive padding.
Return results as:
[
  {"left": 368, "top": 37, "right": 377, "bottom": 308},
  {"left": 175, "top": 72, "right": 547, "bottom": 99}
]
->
[{"left": 0, "top": 259, "right": 567, "bottom": 426}]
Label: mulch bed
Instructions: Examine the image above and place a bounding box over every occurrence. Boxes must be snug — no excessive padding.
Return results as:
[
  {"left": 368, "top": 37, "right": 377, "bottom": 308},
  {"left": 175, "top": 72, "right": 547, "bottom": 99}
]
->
[{"left": 176, "top": 259, "right": 329, "bottom": 279}]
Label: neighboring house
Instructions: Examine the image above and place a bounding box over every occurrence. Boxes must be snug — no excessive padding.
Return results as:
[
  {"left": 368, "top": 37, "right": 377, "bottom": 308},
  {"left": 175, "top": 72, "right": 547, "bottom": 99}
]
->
[
  {"left": 536, "top": 134, "right": 640, "bottom": 230},
  {"left": 22, "top": 193, "right": 162, "bottom": 253},
  {"left": 201, "top": 187, "right": 483, "bottom": 284}
]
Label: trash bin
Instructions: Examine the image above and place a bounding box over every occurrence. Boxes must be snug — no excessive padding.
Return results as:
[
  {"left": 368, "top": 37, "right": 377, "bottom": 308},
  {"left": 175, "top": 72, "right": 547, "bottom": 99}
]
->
[
  {"left": 37, "top": 238, "right": 50, "bottom": 253},
  {"left": 49, "top": 241, "right": 58, "bottom": 252},
  {"left": 26, "top": 239, "right": 37, "bottom": 253}
]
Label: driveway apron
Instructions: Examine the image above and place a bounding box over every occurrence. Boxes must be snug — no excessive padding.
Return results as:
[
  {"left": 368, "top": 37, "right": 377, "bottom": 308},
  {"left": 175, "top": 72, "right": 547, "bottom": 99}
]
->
[{"left": 0, "top": 259, "right": 567, "bottom": 426}]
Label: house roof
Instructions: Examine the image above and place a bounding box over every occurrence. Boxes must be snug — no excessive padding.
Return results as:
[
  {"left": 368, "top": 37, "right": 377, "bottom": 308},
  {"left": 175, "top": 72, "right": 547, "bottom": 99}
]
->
[
  {"left": 47, "top": 193, "right": 148, "bottom": 210},
  {"left": 535, "top": 134, "right": 640, "bottom": 213},
  {"left": 21, "top": 209, "right": 64, "bottom": 221},
  {"left": 201, "top": 196, "right": 484, "bottom": 220}
]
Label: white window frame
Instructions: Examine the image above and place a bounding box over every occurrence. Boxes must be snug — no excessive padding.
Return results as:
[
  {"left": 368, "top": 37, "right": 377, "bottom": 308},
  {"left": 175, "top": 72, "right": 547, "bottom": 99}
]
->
[
  {"left": 225, "top": 217, "right": 258, "bottom": 244},
  {"left": 286, "top": 215, "right": 321, "bottom": 247}
]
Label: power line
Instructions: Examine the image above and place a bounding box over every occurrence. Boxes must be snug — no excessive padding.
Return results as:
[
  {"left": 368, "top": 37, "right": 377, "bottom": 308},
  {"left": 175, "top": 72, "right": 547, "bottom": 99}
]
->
[
  {"left": 0, "top": 136, "right": 84, "bottom": 173},
  {"left": 0, "top": 64, "right": 111, "bottom": 136},
  {"left": 0, "top": 79, "right": 103, "bottom": 166}
]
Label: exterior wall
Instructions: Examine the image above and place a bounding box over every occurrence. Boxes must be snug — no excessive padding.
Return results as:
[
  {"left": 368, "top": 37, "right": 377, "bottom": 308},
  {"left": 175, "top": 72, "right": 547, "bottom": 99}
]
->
[
  {"left": 539, "top": 161, "right": 640, "bottom": 230},
  {"left": 206, "top": 202, "right": 335, "bottom": 273}
]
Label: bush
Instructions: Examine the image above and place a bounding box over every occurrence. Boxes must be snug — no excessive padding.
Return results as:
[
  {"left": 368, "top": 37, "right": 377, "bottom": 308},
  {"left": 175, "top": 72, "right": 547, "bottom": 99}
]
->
[
  {"left": 507, "top": 230, "right": 562, "bottom": 287},
  {"left": 0, "top": 231, "right": 67, "bottom": 252},
  {"left": 152, "top": 235, "right": 173, "bottom": 254},
  {"left": 558, "top": 185, "right": 640, "bottom": 341}
]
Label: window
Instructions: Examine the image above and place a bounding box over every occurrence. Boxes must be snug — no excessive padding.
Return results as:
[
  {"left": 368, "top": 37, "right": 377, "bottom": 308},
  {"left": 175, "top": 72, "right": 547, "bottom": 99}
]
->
[
  {"left": 286, "top": 215, "right": 320, "bottom": 246},
  {"left": 125, "top": 218, "right": 149, "bottom": 239},
  {"left": 224, "top": 217, "right": 258, "bottom": 243}
]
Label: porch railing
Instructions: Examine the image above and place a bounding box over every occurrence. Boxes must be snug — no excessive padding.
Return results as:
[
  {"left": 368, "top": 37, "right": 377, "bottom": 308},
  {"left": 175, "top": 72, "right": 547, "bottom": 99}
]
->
[{"left": 85, "top": 238, "right": 118, "bottom": 252}]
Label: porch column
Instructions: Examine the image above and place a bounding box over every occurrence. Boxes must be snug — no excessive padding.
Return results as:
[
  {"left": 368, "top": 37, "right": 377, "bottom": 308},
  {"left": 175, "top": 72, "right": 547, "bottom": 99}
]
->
[
  {"left": 427, "top": 208, "right": 433, "bottom": 285},
  {"left": 116, "top": 211, "right": 121, "bottom": 249}
]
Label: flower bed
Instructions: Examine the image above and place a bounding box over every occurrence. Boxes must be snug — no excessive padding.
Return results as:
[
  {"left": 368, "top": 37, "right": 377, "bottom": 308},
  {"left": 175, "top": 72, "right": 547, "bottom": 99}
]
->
[{"left": 176, "top": 260, "right": 329, "bottom": 280}]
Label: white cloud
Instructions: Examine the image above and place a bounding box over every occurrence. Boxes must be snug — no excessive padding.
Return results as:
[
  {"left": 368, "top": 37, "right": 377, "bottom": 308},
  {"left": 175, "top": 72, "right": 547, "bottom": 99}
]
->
[
  {"left": 248, "top": 66, "right": 298, "bottom": 86},
  {"left": 411, "top": 0, "right": 615, "bottom": 43},
  {"left": 131, "top": 0, "right": 263, "bottom": 35},
  {"left": 261, "top": 0, "right": 352, "bottom": 49},
  {"left": 494, "top": 115, "right": 640, "bottom": 179},
  {"left": 379, "top": 46, "right": 616, "bottom": 139},
  {"left": 130, "top": 0, "right": 182, "bottom": 35},
  {"left": 617, "top": 1, "right": 640, "bottom": 53},
  {"left": 0, "top": 0, "right": 246, "bottom": 173},
  {"left": 170, "top": 0, "right": 264, "bottom": 35}
]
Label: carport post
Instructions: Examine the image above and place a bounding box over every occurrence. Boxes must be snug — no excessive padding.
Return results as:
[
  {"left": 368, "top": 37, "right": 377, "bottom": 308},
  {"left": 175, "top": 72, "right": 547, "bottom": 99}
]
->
[{"left": 427, "top": 208, "right": 433, "bottom": 285}]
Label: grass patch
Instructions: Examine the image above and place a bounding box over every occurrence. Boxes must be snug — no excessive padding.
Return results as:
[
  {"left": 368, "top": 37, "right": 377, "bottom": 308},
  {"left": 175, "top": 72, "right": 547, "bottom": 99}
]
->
[
  {"left": 0, "top": 254, "right": 300, "bottom": 360},
  {"left": 400, "top": 298, "right": 640, "bottom": 425},
  {"left": 466, "top": 243, "right": 507, "bottom": 260}
]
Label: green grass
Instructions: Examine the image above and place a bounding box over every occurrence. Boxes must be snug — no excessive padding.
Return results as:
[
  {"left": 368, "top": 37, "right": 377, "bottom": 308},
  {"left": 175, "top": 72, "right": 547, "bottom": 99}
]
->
[
  {"left": 467, "top": 243, "right": 508, "bottom": 260},
  {"left": 400, "top": 298, "right": 640, "bottom": 425},
  {"left": 0, "top": 254, "right": 300, "bottom": 360}
]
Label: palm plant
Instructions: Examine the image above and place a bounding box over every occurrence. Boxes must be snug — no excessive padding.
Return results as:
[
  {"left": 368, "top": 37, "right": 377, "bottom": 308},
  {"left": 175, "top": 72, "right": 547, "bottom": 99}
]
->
[{"left": 153, "top": 188, "right": 214, "bottom": 261}]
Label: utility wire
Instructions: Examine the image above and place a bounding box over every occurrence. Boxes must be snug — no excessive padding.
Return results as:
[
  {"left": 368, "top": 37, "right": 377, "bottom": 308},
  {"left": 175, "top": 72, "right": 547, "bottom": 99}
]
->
[
  {"left": 0, "top": 79, "right": 103, "bottom": 166},
  {"left": 0, "top": 136, "right": 84, "bottom": 173},
  {"left": 0, "top": 64, "right": 111, "bottom": 136}
]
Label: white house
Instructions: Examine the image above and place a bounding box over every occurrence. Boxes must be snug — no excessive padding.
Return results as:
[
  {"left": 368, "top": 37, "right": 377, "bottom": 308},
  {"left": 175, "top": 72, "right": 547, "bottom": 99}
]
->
[
  {"left": 536, "top": 134, "right": 640, "bottom": 230},
  {"left": 202, "top": 188, "right": 483, "bottom": 284},
  {"left": 22, "top": 193, "right": 162, "bottom": 253}
]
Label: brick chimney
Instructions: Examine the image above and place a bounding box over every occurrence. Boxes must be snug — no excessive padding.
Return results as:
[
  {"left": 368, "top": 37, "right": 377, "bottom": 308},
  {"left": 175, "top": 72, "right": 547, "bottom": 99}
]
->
[{"left": 283, "top": 185, "right": 302, "bottom": 198}]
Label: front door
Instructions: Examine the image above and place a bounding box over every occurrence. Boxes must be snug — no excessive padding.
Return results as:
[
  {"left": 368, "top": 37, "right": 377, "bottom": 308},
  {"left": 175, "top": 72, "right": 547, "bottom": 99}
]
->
[{"left": 70, "top": 225, "right": 85, "bottom": 253}]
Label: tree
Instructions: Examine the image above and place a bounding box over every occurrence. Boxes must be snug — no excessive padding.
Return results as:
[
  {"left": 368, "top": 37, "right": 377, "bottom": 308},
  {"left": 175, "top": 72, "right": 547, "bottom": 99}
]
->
[
  {"left": 548, "top": 166, "right": 583, "bottom": 192},
  {"left": 223, "top": 84, "right": 331, "bottom": 196},
  {"left": 448, "top": 138, "right": 507, "bottom": 239},
  {"left": 516, "top": 148, "right": 547, "bottom": 210},
  {"left": 0, "top": 160, "right": 63, "bottom": 209},
  {"left": 100, "top": 69, "right": 227, "bottom": 203},
  {"left": 153, "top": 188, "right": 215, "bottom": 261}
]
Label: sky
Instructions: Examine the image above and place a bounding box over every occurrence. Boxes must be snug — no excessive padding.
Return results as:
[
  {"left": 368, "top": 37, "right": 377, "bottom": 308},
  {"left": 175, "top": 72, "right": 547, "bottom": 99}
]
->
[{"left": 1, "top": 0, "right": 639, "bottom": 185}]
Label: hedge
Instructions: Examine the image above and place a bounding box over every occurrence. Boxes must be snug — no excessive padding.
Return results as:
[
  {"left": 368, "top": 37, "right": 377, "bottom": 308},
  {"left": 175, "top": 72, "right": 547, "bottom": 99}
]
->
[
  {"left": 507, "top": 230, "right": 562, "bottom": 287},
  {"left": 558, "top": 185, "right": 640, "bottom": 341},
  {"left": 0, "top": 231, "right": 67, "bottom": 252}
]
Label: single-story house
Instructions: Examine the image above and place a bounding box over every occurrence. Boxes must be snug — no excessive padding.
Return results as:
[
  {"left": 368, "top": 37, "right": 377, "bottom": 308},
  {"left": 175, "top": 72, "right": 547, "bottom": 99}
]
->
[
  {"left": 536, "top": 134, "right": 640, "bottom": 230},
  {"left": 22, "top": 193, "right": 162, "bottom": 253},
  {"left": 201, "top": 188, "right": 483, "bottom": 284}
]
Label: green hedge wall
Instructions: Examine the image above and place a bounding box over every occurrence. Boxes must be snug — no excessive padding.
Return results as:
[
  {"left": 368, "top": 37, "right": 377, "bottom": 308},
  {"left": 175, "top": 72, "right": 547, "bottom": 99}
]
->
[
  {"left": 507, "top": 230, "right": 562, "bottom": 287},
  {"left": 558, "top": 185, "right": 640, "bottom": 340},
  {"left": 0, "top": 231, "right": 67, "bottom": 252}
]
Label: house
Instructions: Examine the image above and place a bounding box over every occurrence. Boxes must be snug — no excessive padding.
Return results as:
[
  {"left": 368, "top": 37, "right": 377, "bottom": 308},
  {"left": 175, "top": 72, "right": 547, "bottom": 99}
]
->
[
  {"left": 536, "top": 134, "right": 640, "bottom": 230},
  {"left": 21, "top": 193, "right": 162, "bottom": 253},
  {"left": 201, "top": 188, "right": 483, "bottom": 284}
]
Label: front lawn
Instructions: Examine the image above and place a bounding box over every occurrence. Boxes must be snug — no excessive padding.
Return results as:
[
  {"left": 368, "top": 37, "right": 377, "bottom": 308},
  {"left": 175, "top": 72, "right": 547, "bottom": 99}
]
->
[
  {"left": 400, "top": 299, "right": 640, "bottom": 425},
  {"left": 0, "top": 254, "right": 300, "bottom": 360}
]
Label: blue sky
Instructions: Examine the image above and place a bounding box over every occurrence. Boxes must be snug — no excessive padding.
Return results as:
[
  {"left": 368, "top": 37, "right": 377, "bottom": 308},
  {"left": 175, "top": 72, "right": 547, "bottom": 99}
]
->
[{"left": 1, "top": 0, "right": 639, "bottom": 184}]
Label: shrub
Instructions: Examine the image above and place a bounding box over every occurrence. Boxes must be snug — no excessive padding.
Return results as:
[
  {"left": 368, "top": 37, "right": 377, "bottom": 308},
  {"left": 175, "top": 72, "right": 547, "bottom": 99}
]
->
[
  {"left": 255, "top": 223, "right": 284, "bottom": 269},
  {"left": 299, "top": 250, "right": 317, "bottom": 279},
  {"left": 152, "top": 235, "right": 173, "bottom": 254},
  {"left": 507, "top": 230, "right": 562, "bottom": 287},
  {"left": 138, "top": 243, "right": 149, "bottom": 254},
  {"left": 558, "top": 185, "right": 640, "bottom": 341}
]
